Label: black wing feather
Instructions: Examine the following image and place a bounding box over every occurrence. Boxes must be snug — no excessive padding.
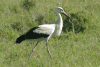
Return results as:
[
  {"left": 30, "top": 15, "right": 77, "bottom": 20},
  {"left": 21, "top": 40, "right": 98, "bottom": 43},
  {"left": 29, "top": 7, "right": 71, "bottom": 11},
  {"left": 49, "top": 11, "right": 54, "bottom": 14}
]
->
[
  {"left": 25, "top": 27, "right": 49, "bottom": 39},
  {"left": 16, "top": 27, "right": 49, "bottom": 43}
]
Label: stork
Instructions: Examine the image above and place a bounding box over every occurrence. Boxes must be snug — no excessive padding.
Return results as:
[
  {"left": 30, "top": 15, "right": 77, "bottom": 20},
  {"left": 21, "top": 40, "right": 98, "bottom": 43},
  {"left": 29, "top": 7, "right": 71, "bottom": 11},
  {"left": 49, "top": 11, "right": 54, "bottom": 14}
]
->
[{"left": 16, "top": 7, "right": 71, "bottom": 58}]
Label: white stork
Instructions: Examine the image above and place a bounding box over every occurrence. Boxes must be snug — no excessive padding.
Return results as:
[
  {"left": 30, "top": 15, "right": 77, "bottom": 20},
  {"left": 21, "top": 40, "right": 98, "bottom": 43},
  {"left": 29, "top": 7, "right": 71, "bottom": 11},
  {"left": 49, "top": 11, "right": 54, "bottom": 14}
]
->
[{"left": 16, "top": 7, "right": 71, "bottom": 58}]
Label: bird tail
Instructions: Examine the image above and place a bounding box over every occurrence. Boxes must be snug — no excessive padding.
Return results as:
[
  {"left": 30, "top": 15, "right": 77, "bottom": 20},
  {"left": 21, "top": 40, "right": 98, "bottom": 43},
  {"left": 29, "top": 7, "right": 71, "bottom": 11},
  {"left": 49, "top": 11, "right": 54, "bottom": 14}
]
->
[{"left": 16, "top": 35, "right": 25, "bottom": 44}]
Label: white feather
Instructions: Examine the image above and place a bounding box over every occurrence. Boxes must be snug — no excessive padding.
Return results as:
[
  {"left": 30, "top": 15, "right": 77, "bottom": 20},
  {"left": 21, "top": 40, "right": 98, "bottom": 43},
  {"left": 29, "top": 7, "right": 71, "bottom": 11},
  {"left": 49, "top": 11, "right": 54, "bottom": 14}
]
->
[{"left": 33, "top": 24, "right": 55, "bottom": 35}]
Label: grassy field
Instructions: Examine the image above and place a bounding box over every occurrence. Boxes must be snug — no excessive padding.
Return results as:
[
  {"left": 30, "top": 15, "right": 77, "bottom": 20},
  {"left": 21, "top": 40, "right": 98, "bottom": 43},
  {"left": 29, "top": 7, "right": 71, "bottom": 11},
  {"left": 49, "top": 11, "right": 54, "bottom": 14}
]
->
[{"left": 0, "top": 0, "right": 100, "bottom": 67}]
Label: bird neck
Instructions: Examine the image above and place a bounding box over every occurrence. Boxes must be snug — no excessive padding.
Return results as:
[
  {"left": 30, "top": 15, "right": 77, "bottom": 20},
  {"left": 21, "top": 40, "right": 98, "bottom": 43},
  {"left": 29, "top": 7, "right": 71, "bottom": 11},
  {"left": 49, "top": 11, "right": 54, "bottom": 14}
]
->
[
  {"left": 55, "top": 13, "right": 63, "bottom": 36},
  {"left": 56, "top": 13, "right": 63, "bottom": 24}
]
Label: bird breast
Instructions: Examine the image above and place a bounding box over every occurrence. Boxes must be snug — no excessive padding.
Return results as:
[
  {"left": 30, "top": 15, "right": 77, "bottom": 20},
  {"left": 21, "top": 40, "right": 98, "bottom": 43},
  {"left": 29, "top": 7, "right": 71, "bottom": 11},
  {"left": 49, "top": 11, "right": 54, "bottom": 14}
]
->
[{"left": 53, "top": 24, "right": 63, "bottom": 36}]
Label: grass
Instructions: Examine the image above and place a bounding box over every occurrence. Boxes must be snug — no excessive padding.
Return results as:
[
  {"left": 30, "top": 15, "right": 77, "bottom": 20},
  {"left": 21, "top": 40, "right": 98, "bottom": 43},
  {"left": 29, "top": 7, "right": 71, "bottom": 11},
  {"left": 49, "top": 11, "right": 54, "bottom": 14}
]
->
[{"left": 0, "top": 0, "right": 100, "bottom": 67}]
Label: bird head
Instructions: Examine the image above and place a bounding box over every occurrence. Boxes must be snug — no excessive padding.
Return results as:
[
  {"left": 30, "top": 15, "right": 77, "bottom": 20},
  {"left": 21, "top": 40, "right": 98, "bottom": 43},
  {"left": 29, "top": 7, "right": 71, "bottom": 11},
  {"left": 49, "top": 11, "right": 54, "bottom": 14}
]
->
[
  {"left": 55, "top": 7, "right": 72, "bottom": 21},
  {"left": 55, "top": 7, "right": 64, "bottom": 14}
]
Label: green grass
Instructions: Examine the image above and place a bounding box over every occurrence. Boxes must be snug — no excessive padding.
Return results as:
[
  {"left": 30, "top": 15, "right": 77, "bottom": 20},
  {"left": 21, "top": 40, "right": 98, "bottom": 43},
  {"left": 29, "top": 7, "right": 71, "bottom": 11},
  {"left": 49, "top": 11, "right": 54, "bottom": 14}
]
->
[{"left": 0, "top": 0, "right": 100, "bottom": 67}]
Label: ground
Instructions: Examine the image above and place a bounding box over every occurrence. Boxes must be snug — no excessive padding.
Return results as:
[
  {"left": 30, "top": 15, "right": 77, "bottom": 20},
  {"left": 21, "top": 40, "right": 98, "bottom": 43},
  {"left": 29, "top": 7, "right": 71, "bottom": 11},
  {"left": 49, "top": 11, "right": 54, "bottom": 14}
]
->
[{"left": 0, "top": 0, "right": 100, "bottom": 67}]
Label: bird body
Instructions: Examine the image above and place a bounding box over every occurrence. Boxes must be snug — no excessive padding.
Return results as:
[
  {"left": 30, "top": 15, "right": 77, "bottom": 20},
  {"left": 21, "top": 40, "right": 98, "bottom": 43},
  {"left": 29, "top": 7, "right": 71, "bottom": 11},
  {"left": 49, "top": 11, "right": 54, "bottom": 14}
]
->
[{"left": 16, "top": 7, "right": 71, "bottom": 58}]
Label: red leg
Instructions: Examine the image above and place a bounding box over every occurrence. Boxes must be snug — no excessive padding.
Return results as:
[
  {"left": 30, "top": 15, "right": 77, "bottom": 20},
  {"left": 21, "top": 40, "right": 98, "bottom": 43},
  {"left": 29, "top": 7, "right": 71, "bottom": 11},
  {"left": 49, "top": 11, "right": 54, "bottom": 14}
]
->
[
  {"left": 46, "top": 41, "right": 52, "bottom": 58},
  {"left": 29, "top": 41, "right": 39, "bottom": 58}
]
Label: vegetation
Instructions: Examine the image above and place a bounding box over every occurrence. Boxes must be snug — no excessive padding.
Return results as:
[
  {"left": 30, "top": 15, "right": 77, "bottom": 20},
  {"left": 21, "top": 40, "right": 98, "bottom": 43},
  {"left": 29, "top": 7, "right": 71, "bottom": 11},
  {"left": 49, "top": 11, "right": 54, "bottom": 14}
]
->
[{"left": 0, "top": 0, "right": 100, "bottom": 67}]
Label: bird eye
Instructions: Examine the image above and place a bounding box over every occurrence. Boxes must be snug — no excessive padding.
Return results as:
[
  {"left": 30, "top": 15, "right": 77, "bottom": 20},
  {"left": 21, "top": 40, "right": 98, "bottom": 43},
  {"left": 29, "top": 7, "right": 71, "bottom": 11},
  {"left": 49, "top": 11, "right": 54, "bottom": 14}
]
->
[{"left": 60, "top": 9, "right": 62, "bottom": 11}]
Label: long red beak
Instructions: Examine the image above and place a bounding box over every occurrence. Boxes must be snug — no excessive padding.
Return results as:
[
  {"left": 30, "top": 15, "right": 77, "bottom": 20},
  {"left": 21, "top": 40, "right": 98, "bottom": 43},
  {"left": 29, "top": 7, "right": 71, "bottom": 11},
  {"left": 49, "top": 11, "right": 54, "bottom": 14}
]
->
[{"left": 62, "top": 12, "right": 72, "bottom": 21}]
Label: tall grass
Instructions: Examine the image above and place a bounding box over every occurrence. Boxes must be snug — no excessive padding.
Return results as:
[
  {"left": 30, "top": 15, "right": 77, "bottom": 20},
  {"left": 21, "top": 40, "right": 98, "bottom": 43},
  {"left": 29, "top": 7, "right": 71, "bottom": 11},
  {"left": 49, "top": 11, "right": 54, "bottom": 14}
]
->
[{"left": 0, "top": 0, "right": 100, "bottom": 67}]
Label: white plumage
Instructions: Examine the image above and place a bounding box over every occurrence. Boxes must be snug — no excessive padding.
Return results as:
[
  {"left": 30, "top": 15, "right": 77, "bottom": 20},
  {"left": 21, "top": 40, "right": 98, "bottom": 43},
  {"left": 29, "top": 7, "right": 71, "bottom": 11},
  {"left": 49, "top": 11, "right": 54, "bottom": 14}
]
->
[{"left": 16, "top": 7, "right": 70, "bottom": 58}]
